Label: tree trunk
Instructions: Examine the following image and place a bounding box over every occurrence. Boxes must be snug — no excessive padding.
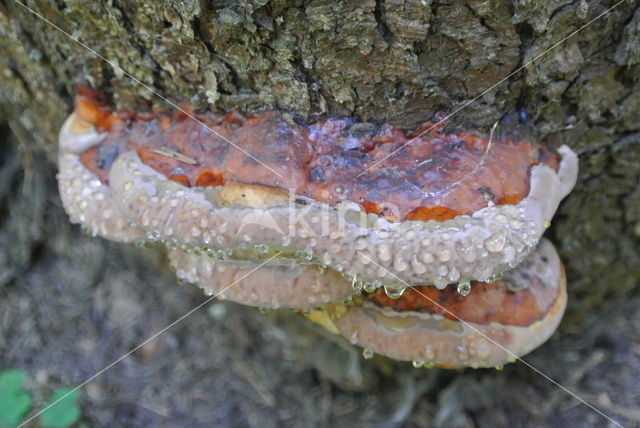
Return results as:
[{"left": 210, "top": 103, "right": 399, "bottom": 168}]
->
[{"left": 1, "top": 0, "right": 639, "bottom": 426}]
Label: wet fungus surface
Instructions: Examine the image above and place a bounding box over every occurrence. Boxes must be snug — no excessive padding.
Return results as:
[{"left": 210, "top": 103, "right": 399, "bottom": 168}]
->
[{"left": 57, "top": 87, "right": 578, "bottom": 368}]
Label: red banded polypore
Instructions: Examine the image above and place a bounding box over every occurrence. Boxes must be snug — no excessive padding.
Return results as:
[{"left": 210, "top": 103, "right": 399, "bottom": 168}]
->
[{"left": 57, "top": 87, "right": 578, "bottom": 368}]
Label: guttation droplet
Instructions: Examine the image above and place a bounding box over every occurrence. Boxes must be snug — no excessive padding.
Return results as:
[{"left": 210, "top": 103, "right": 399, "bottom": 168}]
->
[
  {"left": 363, "top": 282, "right": 377, "bottom": 293},
  {"left": 253, "top": 243, "right": 269, "bottom": 255},
  {"left": 362, "top": 347, "right": 374, "bottom": 359},
  {"left": 488, "top": 272, "right": 503, "bottom": 282},
  {"left": 351, "top": 277, "right": 365, "bottom": 291},
  {"left": 457, "top": 281, "right": 471, "bottom": 296},
  {"left": 384, "top": 285, "right": 406, "bottom": 299},
  {"left": 412, "top": 359, "right": 424, "bottom": 368}
]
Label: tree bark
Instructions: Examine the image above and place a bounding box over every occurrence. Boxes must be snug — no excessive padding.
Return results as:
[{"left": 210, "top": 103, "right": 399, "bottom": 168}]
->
[{"left": 1, "top": 0, "right": 639, "bottom": 426}]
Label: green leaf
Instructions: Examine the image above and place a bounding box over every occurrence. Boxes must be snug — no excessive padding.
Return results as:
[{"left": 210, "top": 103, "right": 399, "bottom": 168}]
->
[
  {"left": 40, "top": 388, "right": 81, "bottom": 428},
  {"left": 0, "top": 369, "right": 32, "bottom": 428}
]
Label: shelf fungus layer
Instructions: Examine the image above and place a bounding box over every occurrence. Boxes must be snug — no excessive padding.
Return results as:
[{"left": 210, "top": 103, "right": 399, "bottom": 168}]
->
[
  {"left": 108, "top": 148, "right": 577, "bottom": 288},
  {"left": 58, "top": 114, "right": 143, "bottom": 243},
  {"left": 308, "top": 238, "right": 566, "bottom": 368},
  {"left": 57, "top": 87, "right": 578, "bottom": 368},
  {"left": 168, "top": 251, "right": 354, "bottom": 309}
]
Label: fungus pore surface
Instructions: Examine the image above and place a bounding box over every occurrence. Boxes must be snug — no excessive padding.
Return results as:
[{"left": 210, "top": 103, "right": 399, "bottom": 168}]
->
[{"left": 57, "top": 87, "right": 578, "bottom": 368}]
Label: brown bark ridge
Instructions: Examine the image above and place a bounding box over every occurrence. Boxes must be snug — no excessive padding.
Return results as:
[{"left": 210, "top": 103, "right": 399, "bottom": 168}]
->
[{"left": 1, "top": 0, "right": 639, "bottom": 426}]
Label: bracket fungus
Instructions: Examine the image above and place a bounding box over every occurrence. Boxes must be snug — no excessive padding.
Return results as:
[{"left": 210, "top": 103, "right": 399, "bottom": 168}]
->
[{"left": 58, "top": 87, "right": 578, "bottom": 368}]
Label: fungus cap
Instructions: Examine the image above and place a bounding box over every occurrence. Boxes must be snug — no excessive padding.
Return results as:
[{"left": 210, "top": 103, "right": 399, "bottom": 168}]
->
[{"left": 57, "top": 88, "right": 579, "bottom": 368}]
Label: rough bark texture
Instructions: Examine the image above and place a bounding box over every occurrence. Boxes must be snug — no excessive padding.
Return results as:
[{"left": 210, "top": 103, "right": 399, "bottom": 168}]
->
[{"left": 1, "top": 0, "right": 639, "bottom": 426}]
